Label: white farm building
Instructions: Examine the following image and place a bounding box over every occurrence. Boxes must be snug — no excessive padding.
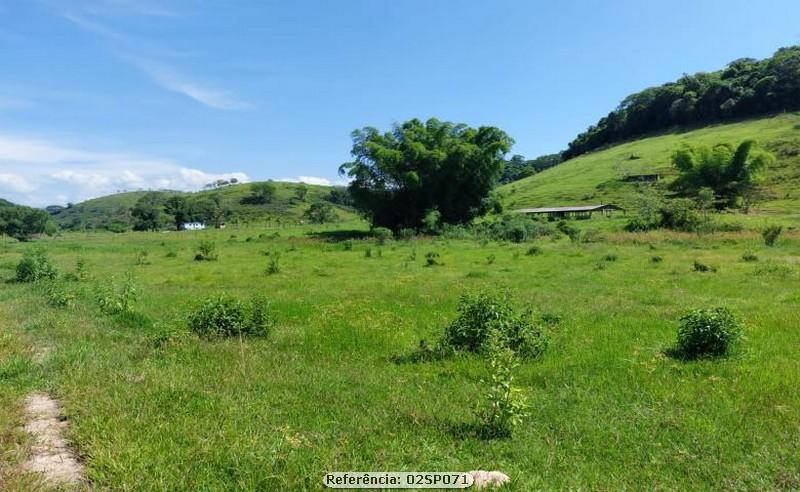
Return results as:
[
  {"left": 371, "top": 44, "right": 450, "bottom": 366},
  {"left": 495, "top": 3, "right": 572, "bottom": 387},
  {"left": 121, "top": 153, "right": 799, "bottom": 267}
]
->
[{"left": 180, "top": 222, "right": 206, "bottom": 231}]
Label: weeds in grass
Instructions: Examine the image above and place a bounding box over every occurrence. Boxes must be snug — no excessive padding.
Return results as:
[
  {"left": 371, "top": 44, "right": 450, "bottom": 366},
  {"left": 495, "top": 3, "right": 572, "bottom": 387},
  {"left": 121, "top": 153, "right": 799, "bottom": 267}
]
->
[
  {"left": 692, "top": 260, "right": 716, "bottom": 272},
  {"left": 742, "top": 251, "right": 758, "bottom": 262},
  {"left": 135, "top": 250, "right": 151, "bottom": 265},
  {"left": 64, "top": 257, "right": 89, "bottom": 281},
  {"left": 194, "top": 241, "right": 218, "bottom": 261},
  {"left": 45, "top": 282, "right": 76, "bottom": 308},
  {"left": 425, "top": 251, "right": 442, "bottom": 267},
  {"left": 602, "top": 253, "right": 618, "bottom": 262},
  {"left": 486, "top": 254, "right": 496, "bottom": 265},
  {"left": 165, "top": 249, "right": 177, "bottom": 258},
  {"left": 266, "top": 252, "right": 281, "bottom": 275},
  {"left": 97, "top": 275, "right": 137, "bottom": 315},
  {"left": 762, "top": 225, "right": 782, "bottom": 246},
  {"left": 342, "top": 240, "right": 353, "bottom": 251},
  {"left": 187, "top": 294, "right": 273, "bottom": 338},
  {"left": 650, "top": 255, "right": 664, "bottom": 263},
  {"left": 364, "top": 247, "right": 373, "bottom": 258},
  {"left": 526, "top": 245, "right": 542, "bottom": 256}
]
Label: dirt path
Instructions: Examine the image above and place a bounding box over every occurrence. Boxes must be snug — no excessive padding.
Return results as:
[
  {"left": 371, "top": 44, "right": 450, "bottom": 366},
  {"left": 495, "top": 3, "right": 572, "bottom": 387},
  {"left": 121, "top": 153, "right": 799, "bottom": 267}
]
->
[{"left": 22, "top": 392, "right": 86, "bottom": 488}]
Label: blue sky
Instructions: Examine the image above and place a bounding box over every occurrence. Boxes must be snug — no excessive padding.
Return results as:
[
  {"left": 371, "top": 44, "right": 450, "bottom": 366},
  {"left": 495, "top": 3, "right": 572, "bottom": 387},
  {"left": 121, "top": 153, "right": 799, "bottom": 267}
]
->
[{"left": 1, "top": 0, "right": 799, "bottom": 206}]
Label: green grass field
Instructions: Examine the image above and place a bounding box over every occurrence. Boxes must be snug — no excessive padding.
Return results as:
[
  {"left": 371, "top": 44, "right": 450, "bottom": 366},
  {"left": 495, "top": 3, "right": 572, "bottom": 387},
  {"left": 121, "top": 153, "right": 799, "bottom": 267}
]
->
[
  {"left": 1, "top": 220, "right": 799, "bottom": 490},
  {"left": 501, "top": 113, "right": 800, "bottom": 221}
]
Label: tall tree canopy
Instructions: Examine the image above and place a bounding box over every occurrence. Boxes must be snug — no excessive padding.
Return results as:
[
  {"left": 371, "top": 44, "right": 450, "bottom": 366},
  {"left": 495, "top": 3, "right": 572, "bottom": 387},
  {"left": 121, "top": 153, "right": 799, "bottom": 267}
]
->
[
  {"left": 670, "top": 140, "right": 774, "bottom": 207},
  {"left": 564, "top": 46, "right": 800, "bottom": 159},
  {"left": 0, "top": 203, "right": 53, "bottom": 241},
  {"left": 339, "top": 118, "right": 513, "bottom": 230}
]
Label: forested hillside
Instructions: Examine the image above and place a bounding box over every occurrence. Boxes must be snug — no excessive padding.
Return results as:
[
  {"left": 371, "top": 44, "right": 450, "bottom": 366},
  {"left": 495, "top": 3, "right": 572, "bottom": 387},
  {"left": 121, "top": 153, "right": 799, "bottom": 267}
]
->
[{"left": 565, "top": 46, "right": 800, "bottom": 159}]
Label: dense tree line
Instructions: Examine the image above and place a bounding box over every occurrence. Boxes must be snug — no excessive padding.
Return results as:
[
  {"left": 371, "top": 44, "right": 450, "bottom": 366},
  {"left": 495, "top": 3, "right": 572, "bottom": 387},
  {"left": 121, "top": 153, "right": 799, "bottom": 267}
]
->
[
  {"left": 499, "top": 153, "right": 562, "bottom": 184},
  {"left": 339, "top": 118, "right": 513, "bottom": 230},
  {"left": 0, "top": 200, "right": 54, "bottom": 241},
  {"left": 132, "top": 192, "right": 231, "bottom": 231},
  {"left": 565, "top": 46, "right": 800, "bottom": 159}
]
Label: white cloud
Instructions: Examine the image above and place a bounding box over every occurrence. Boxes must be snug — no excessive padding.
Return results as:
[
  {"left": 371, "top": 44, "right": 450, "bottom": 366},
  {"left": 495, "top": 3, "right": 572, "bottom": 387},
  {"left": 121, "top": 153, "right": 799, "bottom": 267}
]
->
[
  {"left": 278, "top": 176, "right": 349, "bottom": 187},
  {"left": 0, "top": 133, "right": 250, "bottom": 207}
]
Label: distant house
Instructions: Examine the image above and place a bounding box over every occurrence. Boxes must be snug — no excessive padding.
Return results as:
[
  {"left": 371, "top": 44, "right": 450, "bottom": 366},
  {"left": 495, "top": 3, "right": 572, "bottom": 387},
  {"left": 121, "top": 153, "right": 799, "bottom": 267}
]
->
[
  {"left": 515, "top": 204, "right": 624, "bottom": 219},
  {"left": 180, "top": 222, "right": 206, "bottom": 231},
  {"left": 622, "top": 173, "right": 660, "bottom": 183}
]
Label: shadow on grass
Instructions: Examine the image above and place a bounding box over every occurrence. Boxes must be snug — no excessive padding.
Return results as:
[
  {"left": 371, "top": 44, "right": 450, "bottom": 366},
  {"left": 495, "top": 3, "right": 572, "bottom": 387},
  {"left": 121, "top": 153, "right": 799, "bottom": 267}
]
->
[{"left": 305, "top": 229, "right": 372, "bottom": 242}]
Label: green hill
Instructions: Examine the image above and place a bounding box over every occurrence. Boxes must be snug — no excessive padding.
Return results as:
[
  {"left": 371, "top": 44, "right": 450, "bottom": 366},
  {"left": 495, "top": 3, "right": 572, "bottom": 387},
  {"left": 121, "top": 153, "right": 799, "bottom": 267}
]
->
[
  {"left": 501, "top": 113, "right": 800, "bottom": 219},
  {"left": 52, "top": 181, "right": 357, "bottom": 230}
]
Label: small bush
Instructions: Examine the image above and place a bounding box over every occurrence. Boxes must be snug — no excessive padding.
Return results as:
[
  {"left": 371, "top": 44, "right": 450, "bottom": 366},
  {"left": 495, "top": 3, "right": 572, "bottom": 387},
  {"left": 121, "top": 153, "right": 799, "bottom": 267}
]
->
[
  {"left": 692, "top": 260, "right": 716, "bottom": 272},
  {"left": 762, "top": 225, "right": 782, "bottom": 246},
  {"left": 741, "top": 251, "right": 758, "bottom": 262},
  {"left": 372, "top": 227, "right": 393, "bottom": 245},
  {"left": 15, "top": 251, "right": 57, "bottom": 282},
  {"left": 650, "top": 255, "right": 664, "bottom": 263},
  {"left": 96, "top": 275, "right": 137, "bottom": 315},
  {"left": 64, "top": 257, "right": 89, "bottom": 282},
  {"left": 674, "top": 307, "right": 742, "bottom": 358},
  {"left": 475, "top": 330, "right": 528, "bottom": 439},
  {"left": 342, "top": 240, "right": 354, "bottom": 251},
  {"left": 441, "top": 291, "right": 546, "bottom": 359},
  {"left": 424, "top": 251, "right": 441, "bottom": 267},
  {"left": 188, "top": 294, "right": 273, "bottom": 338},
  {"left": 602, "top": 253, "right": 618, "bottom": 262},
  {"left": 46, "top": 282, "right": 76, "bottom": 308},
  {"left": 165, "top": 249, "right": 178, "bottom": 258},
  {"left": 526, "top": 245, "right": 542, "bottom": 256},
  {"left": 194, "top": 241, "right": 218, "bottom": 261}
]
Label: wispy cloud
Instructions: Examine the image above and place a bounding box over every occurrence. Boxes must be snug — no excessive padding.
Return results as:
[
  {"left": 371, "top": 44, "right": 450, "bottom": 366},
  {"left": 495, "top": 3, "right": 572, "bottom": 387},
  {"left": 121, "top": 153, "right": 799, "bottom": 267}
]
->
[
  {"left": 62, "top": 12, "right": 251, "bottom": 110},
  {"left": 0, "top": 133, "right": 250, "bottom": 206},
  {"left": 132, "top": 59, "right": 253, "bottom": 110}
]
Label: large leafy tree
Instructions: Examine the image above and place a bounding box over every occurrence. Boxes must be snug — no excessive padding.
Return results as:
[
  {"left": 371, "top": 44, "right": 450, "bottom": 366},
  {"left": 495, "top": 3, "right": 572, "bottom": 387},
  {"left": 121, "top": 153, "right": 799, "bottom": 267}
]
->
[
  {"left": 339, "top": 118, "right": 513, "bottom": 230},
  {"left": 0, "top": 204, "right": 53, "bottom": 241},
  {"left": 670, "top": 140, "right": 774, "bottom": 207},
  {"left": 131, "top": 192, "right": 167, "bottom": 231}
]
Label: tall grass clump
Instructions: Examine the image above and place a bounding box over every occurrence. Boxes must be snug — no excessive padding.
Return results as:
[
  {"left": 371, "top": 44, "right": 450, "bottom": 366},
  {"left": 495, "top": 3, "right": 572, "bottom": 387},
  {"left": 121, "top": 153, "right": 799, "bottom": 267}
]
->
[
  {"left": 15, "top": 251, "right": 57, "bottom": 282},
  {"left": 762, "top": 225, "right": 782, "bottom": 246},
  {"left": 188, "top": 295, "right": 273, "bottom": 338},
  {"left": 265, "top": 252, "right": 281, "bottom": 275},
  {"left": 673, "top": 307, "right": 742, "bottom": 359}
]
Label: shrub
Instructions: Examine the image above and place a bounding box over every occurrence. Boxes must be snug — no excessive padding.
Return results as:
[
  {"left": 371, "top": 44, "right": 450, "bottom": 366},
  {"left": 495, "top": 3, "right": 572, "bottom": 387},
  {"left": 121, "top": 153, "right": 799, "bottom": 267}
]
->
[
  {"left": 46, "top": 282, "right": 76, "bottom": 308},
  {"left": 526, "top": 245, "right": 542, "bottom": 256},
  {"left": 15, "top": 251, "right": 57, "bottom": 282},
  {"left": 762, "top": 225, "right": 782, "bottom": 246},
  {"left": 342, "top": 239, "right": 354, "bottom": 251},
  {"left": 266, "top": 253, "right": 281, "bottom": 275},
  {"left": 475, "top": 330, "right": 528, "bottom": 438},
  {"left": 96, "top": 275, "right": 137, "bottom": 315},
  {"left": 372, "top": 227, "right": 393, "bottom": 245},
  {"left": 478, "top": 214, "right": 552, "bottom": 243},
  {"left": 650, "top": 255, "right": 664, "bottom": 263},
  {"left": 742, "top": 251, "right": 758, "bottom": 262},
  {"left": 441, "top": 291, "right": 546, "bottom": 359},
  {"left": 165, "top": 249, "right": 178, "bottom": 258},
  {"left": 602, "top": 253, "right": 618, "bottom": 262},
  {"left": 422, "top": 209, "right": 442, "bottom": 234},
  {"left": 424, "top": 251, "right": 441, "bottom": 267},
  {"left": 674, "top": 307, "right": 742, "bottom": 358},
  {"left": 194, "top": 241, "right": 218, "bottom": 261},
  {"left": 692, "top": 260, "right": 716, "bottom": 272},
  {"left": 187, "top": 295, "right": 273, "bottom": 338}
]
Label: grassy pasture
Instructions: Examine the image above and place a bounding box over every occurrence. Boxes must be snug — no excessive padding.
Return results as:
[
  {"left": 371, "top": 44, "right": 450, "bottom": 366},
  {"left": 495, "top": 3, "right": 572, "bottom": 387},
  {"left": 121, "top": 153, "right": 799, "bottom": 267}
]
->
[
  {"left": 0, "top": 221, "right": 799, "bottom": 490},
  {"left": 501, "top": 112, "right": 800, "bottom": 220}
]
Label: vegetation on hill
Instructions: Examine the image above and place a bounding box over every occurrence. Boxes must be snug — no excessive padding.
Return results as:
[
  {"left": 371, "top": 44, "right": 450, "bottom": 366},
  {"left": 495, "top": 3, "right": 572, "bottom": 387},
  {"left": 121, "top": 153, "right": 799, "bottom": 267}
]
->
[
  {"left": 50, "top": 182, "right": 355, "bottom": 231},
  {"left": 0, "top": 199, "right": 54, "bottom": 241},
  {"left": 501, "top": 113, "right": 800, "bottom": 218},
  {"left": 339, "top": 117, "right": 512, "bottom": 230},
  {"left": 499, "top": 153, "right": 562, "bottom": 184},
  {"left": 565, "top": 46, "right": 800, "bottom": 159}
]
